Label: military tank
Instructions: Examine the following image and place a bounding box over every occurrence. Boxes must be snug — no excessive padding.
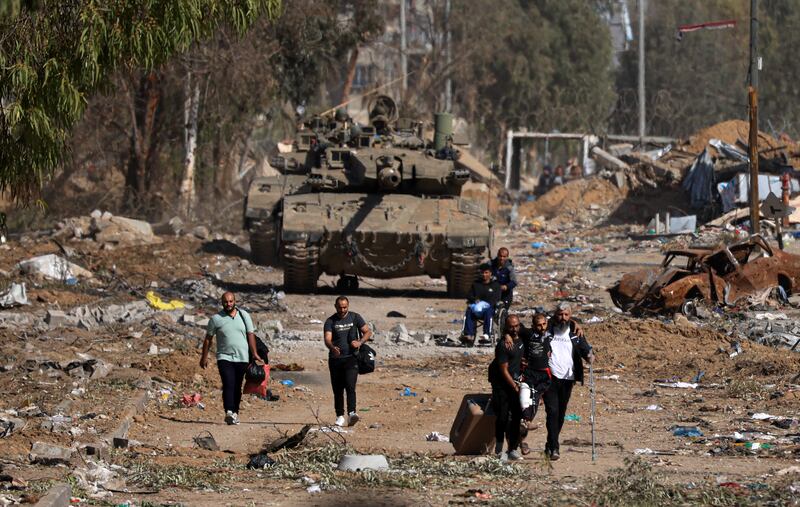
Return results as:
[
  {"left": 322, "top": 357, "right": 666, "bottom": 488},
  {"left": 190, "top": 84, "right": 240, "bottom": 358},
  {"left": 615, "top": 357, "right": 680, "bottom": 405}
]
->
[{"left": 243, "top": 96, "right": 493, "bottom": 297}]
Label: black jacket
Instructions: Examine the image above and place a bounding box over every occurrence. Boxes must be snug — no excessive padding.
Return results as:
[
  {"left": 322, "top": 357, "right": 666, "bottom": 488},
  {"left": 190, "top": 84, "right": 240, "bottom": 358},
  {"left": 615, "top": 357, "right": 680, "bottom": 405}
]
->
[
  {"left": 548, "top": 320, "right": 593, "bottom": 385},
  {"left": 467, "top": 279, "right": 501, "bottom": 307}
]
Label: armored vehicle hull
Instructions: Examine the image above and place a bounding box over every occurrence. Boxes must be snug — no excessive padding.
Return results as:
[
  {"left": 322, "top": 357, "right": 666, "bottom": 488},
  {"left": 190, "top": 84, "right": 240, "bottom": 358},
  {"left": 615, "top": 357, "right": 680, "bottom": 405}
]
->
[{"left": 279, "top": 192, "right": 490, "bottom": 293}]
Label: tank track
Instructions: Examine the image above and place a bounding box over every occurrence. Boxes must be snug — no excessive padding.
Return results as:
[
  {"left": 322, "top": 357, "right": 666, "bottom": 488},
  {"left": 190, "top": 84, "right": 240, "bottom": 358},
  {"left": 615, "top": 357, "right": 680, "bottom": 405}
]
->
[
  {"left": 447, "top": 249, "right": 481, "bottom": 298},
  {"left": 283, "top": 241, "right": 320, "bottom": 293},
  {"left": 249, "top": 221, "right": 277, "bottom": 266}
]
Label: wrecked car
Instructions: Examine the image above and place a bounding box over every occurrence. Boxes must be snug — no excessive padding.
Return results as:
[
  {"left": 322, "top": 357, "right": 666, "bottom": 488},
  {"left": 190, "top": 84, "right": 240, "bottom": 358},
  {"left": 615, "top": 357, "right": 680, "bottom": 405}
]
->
[{"left": 608, "top": 235, "right": 800, "bottom": 314}]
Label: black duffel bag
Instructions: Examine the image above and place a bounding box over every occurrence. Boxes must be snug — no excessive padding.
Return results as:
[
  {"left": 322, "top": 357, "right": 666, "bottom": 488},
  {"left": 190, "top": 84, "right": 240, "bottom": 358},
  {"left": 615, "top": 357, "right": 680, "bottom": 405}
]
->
[
  {"left": 245, "top": 361, "right": 266, "bottom": 383},
  {"left": 357, "top": 343, "right": 376, "bottom": 374}
]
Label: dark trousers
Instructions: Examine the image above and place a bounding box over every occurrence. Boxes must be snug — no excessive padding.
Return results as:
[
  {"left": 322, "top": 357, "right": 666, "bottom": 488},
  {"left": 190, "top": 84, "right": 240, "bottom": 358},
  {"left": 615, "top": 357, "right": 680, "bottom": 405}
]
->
[
  {"left": 329, "top": 356, "right": 358, "bottom": 416},
  {"left": 543, "top": 377, "right": 574, "bottom": 452},
  {"left": 491, "top": 383, "right": 522, "bottom": 453},
  {"left": 217, "top": 360, "right": 248, "bottom": 414}
]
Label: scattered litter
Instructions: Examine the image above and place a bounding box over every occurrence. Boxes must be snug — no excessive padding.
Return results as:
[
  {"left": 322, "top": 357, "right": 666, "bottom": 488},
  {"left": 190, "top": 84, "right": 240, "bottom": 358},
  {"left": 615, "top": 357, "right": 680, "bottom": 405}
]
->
[
  {"left": 308, "top": 319, "right": 323, "bottom": 324},
  {"left": 654, "top": 382, "right": 698, "bottom": 389},
  {"left": 17, "top": 254, "right": 93, "bottom": 281},
  {"left": 145, "top": 291, "right": 186, "bottom": 310},
  {"left": 279, "top": 379, "right": 295, "bottom": 387},
  {"left": 776, "top": 466, "right": 800, "bottom": 476},
  {"left": 0, "top": 282, "right": 29, "bottom": 308},
  {"left": 691, "top": 370, "right": 705, "bottom": 383},
  {"left": 306, "top": 484, "right": 321, "bottom": 494},
  {"left": 754, "top": 312, "right": 788, "bottom": 321},
  {"left": 531, "top": 242, "right": 546, "bottom": 249},
  {"left": 673, "top": 426, "right": 703, "bottom": 437},
  {"left": 751, "top": 412, "right": 783, "bottom": 421},
  {"left": 425, "top": 431, "right": 449, "bottom": 442},
  {"left": 272, "top": 363, "right": 304, "bottom": 371},
  {"left": 634, "top": 448, "right": 655, "bottom": 455},
  {"left": 247, "top": 453, "right": 275, "bottom": 469},
  {"left": 564, "top": 414, "right": 581, "bottom": 422},
  {"left": 599, "top": 374, "right": 620, "bottom": 380},
  {"left": 181, "top": 393, "right": 203, "bottom": 408},
  {"left": 401, "top": 387, "right": 417, "bottom": 397},
  {"left": 337, "top": 454, "right": 389, "bottom": 471},
  {"left": 471, "top": 489, "right": 493, "bottom": 500},
  {"left": 645, "top": 405, "right": 663, "bottom": 411},
  {"left": 586, "top": 316, "right": 604, "bottom": 323}
]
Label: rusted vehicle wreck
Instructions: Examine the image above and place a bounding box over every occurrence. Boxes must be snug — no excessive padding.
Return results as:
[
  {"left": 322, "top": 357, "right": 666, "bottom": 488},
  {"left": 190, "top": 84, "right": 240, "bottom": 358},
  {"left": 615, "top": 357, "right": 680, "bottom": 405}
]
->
[{"left": 608, "top": 235, "right": 800, "bottom": 314}]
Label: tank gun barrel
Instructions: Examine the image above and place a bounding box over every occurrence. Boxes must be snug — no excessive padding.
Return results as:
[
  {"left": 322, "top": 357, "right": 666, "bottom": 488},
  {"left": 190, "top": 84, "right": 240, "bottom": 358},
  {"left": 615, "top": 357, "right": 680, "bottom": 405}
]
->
[{"left": 377, "top": 156, "right": 402, "bottom": 190}]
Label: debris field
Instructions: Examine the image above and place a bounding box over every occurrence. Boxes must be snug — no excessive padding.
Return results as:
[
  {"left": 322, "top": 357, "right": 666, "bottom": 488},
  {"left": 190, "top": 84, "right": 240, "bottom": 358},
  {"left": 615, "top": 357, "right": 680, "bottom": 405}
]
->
[{"left": 0, "top": 203, "right": 798, "bottom": 506}]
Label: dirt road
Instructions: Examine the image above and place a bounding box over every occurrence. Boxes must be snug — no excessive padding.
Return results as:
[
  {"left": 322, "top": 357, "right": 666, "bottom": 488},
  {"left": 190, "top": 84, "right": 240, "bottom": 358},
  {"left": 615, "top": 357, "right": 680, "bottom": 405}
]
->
[{"left": 0, "top": 226, "right": 799, "bottom": 506}]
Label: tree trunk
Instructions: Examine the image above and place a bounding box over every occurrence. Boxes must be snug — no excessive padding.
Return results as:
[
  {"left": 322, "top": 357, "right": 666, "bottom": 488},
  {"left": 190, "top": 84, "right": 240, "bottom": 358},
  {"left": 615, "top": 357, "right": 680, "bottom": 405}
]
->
[
  {"left": 340, "top": 47, "right": 359, "bottom": 104},
  {"left": 178, "top": 72, "right": 201, "bottom": 218},
  {"left": 125, "top": 72, "right": 161, "bottom": 211}
]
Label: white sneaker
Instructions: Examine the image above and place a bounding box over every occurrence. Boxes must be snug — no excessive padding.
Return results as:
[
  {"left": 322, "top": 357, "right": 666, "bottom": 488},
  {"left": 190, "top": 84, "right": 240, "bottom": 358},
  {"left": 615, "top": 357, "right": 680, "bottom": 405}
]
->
[
  {"left": 231, "top": 412, "right": 240, "bottom": 425},
  {"left": 334, "top": 415, "right": 346, "bottom": 427},
  {"left": 480, "top": 333, "right": 490, "bottom": 343},
  {"left": 507, "top": 449, "right": 523, "bottom": 460},
  {"left": 348, "top": 411, "right": 360, "bottom": 426},
  {"left": 224, "top": 410, "right": 234, "bottom": 425}
]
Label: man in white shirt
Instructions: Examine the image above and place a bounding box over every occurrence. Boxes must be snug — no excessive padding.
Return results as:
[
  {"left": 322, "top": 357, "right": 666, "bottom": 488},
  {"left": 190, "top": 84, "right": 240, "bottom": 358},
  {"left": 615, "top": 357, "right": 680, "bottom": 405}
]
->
[{"left": 543, "top": 302, "right": 594, "bottom": 461}]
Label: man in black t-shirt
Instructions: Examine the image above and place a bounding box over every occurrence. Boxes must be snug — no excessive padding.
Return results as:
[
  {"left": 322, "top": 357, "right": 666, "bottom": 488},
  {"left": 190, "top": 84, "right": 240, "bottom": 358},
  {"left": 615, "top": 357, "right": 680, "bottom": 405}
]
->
[
  {"left": 324, "top": 296, "right": 373, "bottom": 427},
  {"left": 487, "top": 314, "right": 525, "bottom": 460}
]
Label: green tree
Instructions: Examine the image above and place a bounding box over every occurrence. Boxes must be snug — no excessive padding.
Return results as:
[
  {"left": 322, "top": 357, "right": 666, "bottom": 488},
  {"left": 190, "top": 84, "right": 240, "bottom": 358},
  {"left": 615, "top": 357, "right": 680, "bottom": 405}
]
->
[
  {"left": 0, "top": 0, "right": 281, "bottom": 203},
  {"left": 427, "top": 0, "right": 615, "bottom": 157}
]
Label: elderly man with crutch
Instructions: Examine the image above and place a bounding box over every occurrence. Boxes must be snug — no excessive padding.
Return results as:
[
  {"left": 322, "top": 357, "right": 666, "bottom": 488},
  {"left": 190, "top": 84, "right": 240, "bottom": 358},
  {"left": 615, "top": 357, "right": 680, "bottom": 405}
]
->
[{"left": 542, "top": 302, "right": 594, "bottom": 461}]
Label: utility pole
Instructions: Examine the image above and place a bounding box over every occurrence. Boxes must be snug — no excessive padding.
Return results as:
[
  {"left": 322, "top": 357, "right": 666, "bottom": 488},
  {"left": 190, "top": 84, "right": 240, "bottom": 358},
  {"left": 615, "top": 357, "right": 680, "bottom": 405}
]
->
[
  {"left": 748, "top": 0, "right": 760, "bottom": 235},
  {"left": 400, "top": 0, "right": 407, "bottom": 95},
  {"left": 638, "top": 0, "right": 646, "bottom": 145},
  {"left": 444, "top": 0, "right": 452, "bottom": 112}
]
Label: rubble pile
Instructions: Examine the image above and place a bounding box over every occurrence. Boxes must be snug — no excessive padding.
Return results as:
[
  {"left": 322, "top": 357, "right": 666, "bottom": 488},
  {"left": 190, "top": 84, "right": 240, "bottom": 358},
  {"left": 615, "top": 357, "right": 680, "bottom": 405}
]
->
[{"left": 56, "top": 210, "right": 160, "bottom": 246}]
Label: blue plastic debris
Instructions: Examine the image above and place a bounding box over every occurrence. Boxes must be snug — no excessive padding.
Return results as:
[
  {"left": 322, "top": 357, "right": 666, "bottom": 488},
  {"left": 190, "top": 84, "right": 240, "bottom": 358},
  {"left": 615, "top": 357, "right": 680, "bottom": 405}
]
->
[
  {"left": 280, "top": 379, "right": 294, "bottom": 387},
  {"left": 531, "top": 242, "right": 546, "bottom": 249},
  {"left": 401, "top": 387, "right": 417, "bottom": 397},
  {"left": 673, "top": 426, "right": 703, "bottom": 437},
  {"left": 557, "top": 247, "right": 583, "bottom": 254}
]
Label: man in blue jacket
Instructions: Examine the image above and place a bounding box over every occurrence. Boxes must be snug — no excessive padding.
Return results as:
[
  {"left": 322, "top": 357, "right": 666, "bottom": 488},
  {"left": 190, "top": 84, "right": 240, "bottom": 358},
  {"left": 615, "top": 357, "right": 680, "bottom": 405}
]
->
[{"left": 491, "top": 247, "right": 517, "bottom": 307}]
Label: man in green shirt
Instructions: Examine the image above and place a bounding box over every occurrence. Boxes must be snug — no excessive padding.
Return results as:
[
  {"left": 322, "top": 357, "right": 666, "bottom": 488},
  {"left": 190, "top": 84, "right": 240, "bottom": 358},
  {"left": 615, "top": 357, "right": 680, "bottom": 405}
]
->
[{"left": 200, "top": 292, "right": 262, "bottom": 425}]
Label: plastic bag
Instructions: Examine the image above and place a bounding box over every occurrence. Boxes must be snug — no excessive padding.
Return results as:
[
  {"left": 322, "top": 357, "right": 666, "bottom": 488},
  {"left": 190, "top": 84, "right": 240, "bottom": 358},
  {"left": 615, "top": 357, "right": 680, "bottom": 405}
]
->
[
  {"left": 243, "top": 364, "right": 270, "bottom": 398},
  {"left": 246, "top": 362, "right": 266, "bottom": 383},
  {"left": 247, "top": 453, "right": 275, "bottom": 469},
  {"left": 470, "top": 300, "right": 490, "bottom": 315}
]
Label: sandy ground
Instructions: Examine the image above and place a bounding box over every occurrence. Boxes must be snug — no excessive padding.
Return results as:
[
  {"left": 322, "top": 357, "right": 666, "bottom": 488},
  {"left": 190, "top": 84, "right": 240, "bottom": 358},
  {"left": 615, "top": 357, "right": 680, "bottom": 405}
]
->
[{"left": 0, "top": 225, "right": 799, "bottom": 506}]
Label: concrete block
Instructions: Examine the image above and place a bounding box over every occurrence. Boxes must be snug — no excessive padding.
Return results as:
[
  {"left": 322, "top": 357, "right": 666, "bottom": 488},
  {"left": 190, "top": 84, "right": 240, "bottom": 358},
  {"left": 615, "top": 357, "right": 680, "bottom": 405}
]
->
[
  {"left": 33, "top": 482, "right": 71, "bottom": 507},
  {"left": 29, "top": 441, "right": 72, "bottom": 465},
  {"left": 192, "top": 225, "right": 210, "bottom": 240},
  {"left": 45, "top": 310, "right": 67, "bottom": 328}
]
